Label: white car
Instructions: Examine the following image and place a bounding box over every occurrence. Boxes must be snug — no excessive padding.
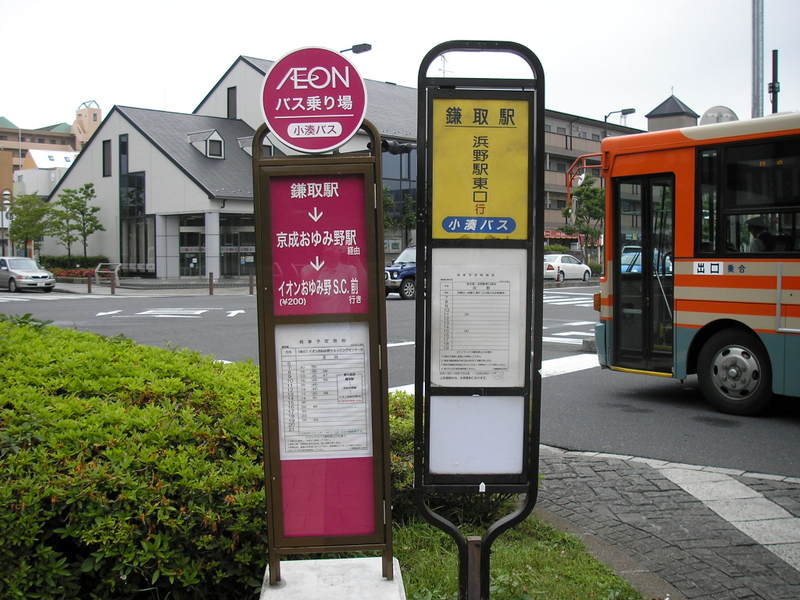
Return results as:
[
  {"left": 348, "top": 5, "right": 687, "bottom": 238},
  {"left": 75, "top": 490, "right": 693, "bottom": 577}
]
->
[
  {"left": 543, "top": 254, "right": 591, "bottom": 282},
  {"left": 0, "top": 257, "right": 56, "bottom": 292}
]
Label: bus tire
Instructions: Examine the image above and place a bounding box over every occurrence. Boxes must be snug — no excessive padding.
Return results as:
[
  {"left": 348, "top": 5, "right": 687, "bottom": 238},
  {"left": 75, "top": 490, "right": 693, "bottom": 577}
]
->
[{"left": 697, "top": 329, "right": 772, "bottom": 416}]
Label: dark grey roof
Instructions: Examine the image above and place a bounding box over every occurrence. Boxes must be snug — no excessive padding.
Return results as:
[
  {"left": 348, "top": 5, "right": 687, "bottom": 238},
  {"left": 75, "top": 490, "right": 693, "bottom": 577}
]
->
[
  {"left": 224, "top": 56, "right": 417, "bottom": 139},
  {"left": 117, "top": 106, "right": 255, "bottom": 200},
  {"left": 645, "top": 95, "right": 700, "bottom": 119}
]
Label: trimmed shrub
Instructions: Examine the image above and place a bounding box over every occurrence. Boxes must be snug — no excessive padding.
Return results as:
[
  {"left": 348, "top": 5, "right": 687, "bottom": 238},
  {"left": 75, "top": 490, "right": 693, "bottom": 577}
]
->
[
  {"left": 38, "top": 255, "right": 110, "bottom": 270},
  {"left": 543, "top": 244, "right": 570, "bottom": 254},
  {"left": 0, "top": 322, "right": 266, "bottom": 599},
  {"left": 52, "top": 268, "right": 96, "bottom": 279}
]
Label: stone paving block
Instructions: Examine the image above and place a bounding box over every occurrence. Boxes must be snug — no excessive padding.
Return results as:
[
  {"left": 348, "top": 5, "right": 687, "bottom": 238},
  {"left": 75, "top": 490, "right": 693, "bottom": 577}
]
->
[
  {"left": 678, "top": 479, "right": 762, "bottom": 501},
  {"left": 662, "top": 468, "right": 736, "bottom": 485},
  {"left": 704, "top": 497, "right": 792, "bottom": 522},
  {"left": 735, "top": 518, "right": 800, "bottom": 545}
]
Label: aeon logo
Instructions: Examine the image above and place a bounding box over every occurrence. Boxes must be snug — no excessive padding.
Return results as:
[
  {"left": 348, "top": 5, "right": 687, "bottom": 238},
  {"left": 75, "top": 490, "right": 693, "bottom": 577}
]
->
[{"left": 276, "top": 66, "right": 351, "bottom": 90}]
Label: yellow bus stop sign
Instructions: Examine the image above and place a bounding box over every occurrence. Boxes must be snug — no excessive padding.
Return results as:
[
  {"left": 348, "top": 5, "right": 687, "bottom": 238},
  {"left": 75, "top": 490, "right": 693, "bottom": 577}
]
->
[{"left": 432, "top": 97, "right": 528, "bottom": 239}]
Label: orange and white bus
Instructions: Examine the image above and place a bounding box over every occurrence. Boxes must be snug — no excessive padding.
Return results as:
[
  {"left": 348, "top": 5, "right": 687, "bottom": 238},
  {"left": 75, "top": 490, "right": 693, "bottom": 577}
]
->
[{"left": 585, "top": 112, "right": 800, "bottom": 415}]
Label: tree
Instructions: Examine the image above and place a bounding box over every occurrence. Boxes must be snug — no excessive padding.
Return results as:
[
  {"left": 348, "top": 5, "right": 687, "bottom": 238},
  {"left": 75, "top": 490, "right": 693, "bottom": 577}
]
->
[
  {"left": 561, "top": 176, "right": 605, "bottom": 264},
  {"left": 383, "top": 187, "right": 416, "bottom": 247},
  {"left": 50, "top": 184, "right": 105, "bottom": 259},
  {"left": 7, "top": 194, "right": 51, "bottom": 257}
]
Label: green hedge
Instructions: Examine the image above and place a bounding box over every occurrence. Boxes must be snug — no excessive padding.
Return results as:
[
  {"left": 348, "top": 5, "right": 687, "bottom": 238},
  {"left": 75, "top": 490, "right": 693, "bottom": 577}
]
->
[
  {"left": 38, "top": 255, "right": 110, "bottom": 270},
  {"left": 0, "top": 320, "right": 266, "bottom": 599}
]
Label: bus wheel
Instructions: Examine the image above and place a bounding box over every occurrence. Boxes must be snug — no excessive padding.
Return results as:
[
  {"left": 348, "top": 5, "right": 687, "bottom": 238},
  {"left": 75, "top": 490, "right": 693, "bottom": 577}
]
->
[{"left": 697, "top": 329, "right": 772, "bottom": 416}]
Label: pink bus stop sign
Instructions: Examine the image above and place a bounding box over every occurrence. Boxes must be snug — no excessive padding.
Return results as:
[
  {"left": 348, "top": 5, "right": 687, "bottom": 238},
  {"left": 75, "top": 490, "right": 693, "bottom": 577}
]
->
[{"left": 262, "top": 47, "right": 368, "bottom": 153}]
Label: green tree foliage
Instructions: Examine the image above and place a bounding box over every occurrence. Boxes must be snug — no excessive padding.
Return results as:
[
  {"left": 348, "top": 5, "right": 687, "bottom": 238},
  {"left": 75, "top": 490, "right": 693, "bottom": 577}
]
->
[
  {"left": 50, "top": 184, "right": 105, "bottom": 259},
  {"left": 383, "top": 187, "right": 416, "bottom": 247},
  {"left": 7, "top": 194, "right": 51, "bottom": 256},
  {"left": 561, "top": 176, "right": 605, "bottom": 263}
]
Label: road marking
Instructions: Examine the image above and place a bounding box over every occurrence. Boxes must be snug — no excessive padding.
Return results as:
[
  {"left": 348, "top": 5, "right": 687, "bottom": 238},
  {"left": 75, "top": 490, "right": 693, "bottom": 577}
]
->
[
  {"left": 539, "top": 353, "right": 598, "bottom": 377},
  {"left": 226, "top": 310, "right": 245, "bottom": 317},
  {"left": 387, "top": 341, "right": 415, "bottom": 348},
  {"left": 96, "top": 310, "right": 123, "bottom": 316},
  {"left": 564, "top": 321, "right": 595, "bottom": 326},
  {"left": 0, "top": 297, "right": 30, "bottom": 302},
  {"left": 137, "top": 308, "right": 209, "bottom": 316},
  {"left": 553, "top": 330, "right": 594, "bottom": 337},
  {"left": 542, "top": 336, "right": 583, "bottom": 345},
  {"left": 544, "top": 298, "right": 594, "bottom": 306}
]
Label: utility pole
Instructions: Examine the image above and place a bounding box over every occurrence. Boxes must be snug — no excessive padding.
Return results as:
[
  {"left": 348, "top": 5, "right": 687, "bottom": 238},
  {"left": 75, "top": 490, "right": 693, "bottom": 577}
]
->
[{"left": 752, "top": 0, "right": 764, "bottom": 118}]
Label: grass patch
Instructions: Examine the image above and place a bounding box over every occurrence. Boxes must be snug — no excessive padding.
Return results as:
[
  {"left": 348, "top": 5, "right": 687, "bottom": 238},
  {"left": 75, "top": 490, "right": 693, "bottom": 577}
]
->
[
  {"left": 0, "top": 317, "right": 642, "bottom": 599},
  {"left": 395, "top": 518, "right": 641, "bottom": 600}
]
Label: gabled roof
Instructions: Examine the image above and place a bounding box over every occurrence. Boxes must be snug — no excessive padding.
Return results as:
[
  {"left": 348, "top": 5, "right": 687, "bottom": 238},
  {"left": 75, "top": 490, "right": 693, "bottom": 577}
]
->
[
  {"left": 645, "top": 95, "right": 700, "bottom": 119},
  {"left": 116, "top": 106, "right": 255, "bottom": 200},
  {"left": 197, "top": 55, "right": 417, "bottom": 140},
  {"left": 0, "top": 116, "right": 17, "bottom": 128}
]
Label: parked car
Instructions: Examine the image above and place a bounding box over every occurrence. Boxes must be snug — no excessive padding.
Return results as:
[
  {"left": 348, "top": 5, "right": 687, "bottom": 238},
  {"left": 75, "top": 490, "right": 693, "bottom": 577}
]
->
[
  {"left": 385, "top": 245, "right": 416, "bottom": 299},
  {"left": 543, "top": 254, "right": 591, "bottom": 282},
  {"left": 0, "top": 257, "right": 56, "bottom": 292}
]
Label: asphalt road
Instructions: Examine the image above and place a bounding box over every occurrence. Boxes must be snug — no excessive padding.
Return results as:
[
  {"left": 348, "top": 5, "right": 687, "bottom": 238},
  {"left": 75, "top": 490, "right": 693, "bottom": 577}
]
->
[{"left": 4, "top": 285, "right": 800, "bottom": 477}]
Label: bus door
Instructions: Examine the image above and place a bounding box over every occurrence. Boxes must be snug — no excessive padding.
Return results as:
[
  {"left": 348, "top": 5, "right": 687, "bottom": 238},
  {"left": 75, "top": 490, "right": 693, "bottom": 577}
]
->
[{"left": 613, "top": 175, "right": 674, "bottom": 374}]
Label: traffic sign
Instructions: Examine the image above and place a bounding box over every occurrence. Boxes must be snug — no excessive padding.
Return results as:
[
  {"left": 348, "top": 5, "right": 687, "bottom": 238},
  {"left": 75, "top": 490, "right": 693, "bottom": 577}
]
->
[{"left": 262, "top": 47, "right": 368, "bottom": 153}]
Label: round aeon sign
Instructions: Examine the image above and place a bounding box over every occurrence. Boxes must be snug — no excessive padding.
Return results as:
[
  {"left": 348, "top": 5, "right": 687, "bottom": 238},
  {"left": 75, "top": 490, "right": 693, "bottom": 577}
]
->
[{"left": 262, "top": 47, "right": 368, "bottom": 154}]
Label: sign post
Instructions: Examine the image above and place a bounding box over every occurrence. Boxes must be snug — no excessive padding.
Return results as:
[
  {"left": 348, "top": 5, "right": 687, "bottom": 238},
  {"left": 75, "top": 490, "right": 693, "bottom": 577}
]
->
[
  {"left": 415, "top": 41, "right": 545, "bottom": 599},
  {"left": 253, "top": 47, "right": 392, "bottom": 587}
]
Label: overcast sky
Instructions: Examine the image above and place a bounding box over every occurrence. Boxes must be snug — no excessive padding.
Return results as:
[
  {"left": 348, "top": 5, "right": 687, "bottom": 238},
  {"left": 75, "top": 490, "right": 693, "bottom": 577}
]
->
[{"left": 2, "top": 0, "right": 798, "bottom": 132}]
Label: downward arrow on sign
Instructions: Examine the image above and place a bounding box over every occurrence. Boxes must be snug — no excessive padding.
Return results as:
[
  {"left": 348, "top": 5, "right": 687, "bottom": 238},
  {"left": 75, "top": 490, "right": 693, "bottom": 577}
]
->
[
  {"left": 307, "top": 206, "right": 323, "bottom": 222},
  {"left": 310, "top": 256, "right": 325, "bottom": 271}
]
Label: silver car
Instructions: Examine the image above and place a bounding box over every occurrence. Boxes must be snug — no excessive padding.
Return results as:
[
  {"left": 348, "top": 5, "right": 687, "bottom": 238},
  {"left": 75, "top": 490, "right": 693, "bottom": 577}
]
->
[{"left": 0, "top": 257, "right": 56, "bottom": 293}]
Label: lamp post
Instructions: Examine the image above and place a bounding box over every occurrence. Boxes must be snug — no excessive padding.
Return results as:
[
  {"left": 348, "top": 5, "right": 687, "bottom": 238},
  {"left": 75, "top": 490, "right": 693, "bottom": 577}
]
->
[
  {"left": 603, "top": 107, "right": 635, "bottom": 138},
  {"left": 340, "top": 43, "right": 372, "bottom": 54},
  {"left": 1, "top": 190, "right": 10, "bottom": 256}
]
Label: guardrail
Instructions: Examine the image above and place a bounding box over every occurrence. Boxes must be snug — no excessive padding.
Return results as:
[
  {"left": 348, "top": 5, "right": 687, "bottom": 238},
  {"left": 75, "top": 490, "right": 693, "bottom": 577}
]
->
[{"left": 94, "top": 263, "right": 121, "bottom": 288}]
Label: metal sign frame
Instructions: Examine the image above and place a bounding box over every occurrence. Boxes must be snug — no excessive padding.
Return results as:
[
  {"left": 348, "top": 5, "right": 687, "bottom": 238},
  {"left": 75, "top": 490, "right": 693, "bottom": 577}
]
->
[
  {"left": 252, "top": 120, "right": 393, "bottom": 585},
  {"left": 414, "top": 41, "right": 545, "bottom": 600}
]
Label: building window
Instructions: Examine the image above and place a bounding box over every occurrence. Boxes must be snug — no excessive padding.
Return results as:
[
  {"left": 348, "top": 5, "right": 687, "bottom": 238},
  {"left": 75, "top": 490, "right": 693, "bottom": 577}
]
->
[
  {"left": 592, "top": 134, "right": 601, "bottom": 141},
  {"left": 208, "top": 139, "right": 223, "bottom": 158},
  {"left": 556, "top": 126, "right": 566, "bottom": 135},
  {"left": 227, "top": 86, "right": 237, "bottom": 119},
  {"left": 119, "top": 134, "right": 128, "bottom": 175},
  {"left": 102, "top": 139, "right": 111, "bottom": 177}
]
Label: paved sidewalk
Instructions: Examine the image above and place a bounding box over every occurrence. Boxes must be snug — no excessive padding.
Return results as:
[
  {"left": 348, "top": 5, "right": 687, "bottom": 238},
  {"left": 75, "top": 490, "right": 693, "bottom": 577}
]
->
[{"left": 538, "top": 446, "right": 800, "bottom": 599}]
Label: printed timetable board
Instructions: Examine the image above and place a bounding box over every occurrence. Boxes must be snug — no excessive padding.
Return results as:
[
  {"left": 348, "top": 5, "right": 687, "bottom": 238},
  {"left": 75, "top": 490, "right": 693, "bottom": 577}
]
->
[{"left": 430, "top": 247, "right": 528, "bottom": 388}]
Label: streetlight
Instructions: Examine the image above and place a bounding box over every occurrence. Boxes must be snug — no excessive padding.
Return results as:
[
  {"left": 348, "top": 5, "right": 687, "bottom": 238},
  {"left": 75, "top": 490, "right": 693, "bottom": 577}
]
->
[
  {"left": 603, "top": 107, "right": 635, "bottom": 138},
  {"left": 340, "top": 43, "right": 372, "bottom": 54}
]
